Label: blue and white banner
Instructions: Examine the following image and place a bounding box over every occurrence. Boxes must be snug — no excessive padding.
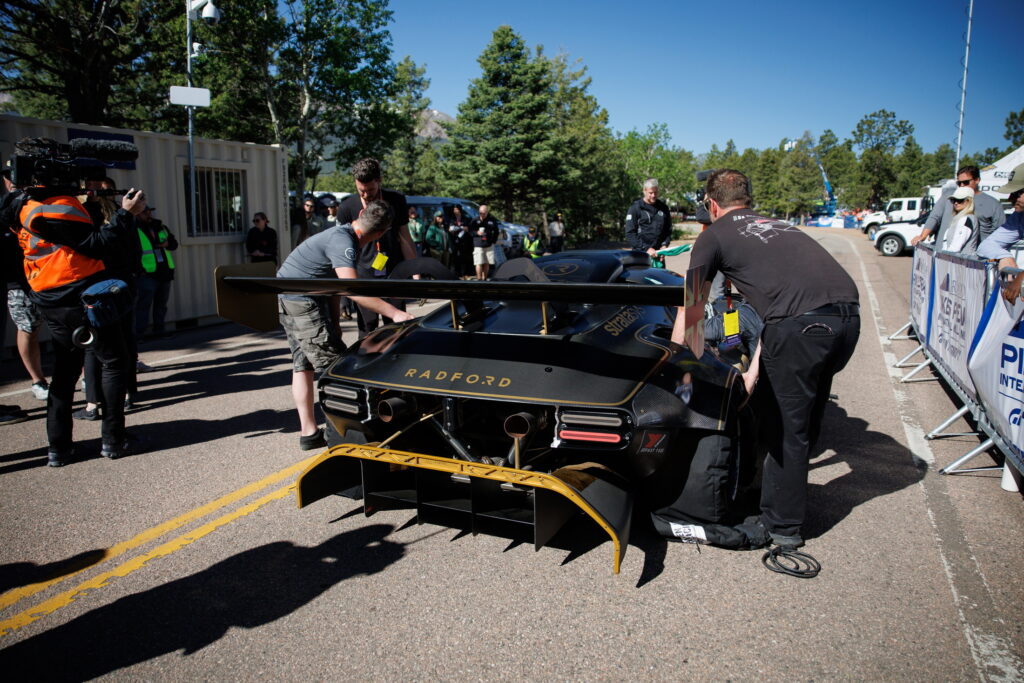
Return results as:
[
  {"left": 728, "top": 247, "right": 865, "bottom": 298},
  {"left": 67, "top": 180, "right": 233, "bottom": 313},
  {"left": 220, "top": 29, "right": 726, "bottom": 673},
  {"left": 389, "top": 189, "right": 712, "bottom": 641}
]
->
[
  {"left": 910, "top": 246, "right": 934, "bottom": 341},
  {"left": 968, "top": 287, "right": 1024, "bottom": 471},
  {"left": 926, "top": 253, "right": 988, "bottom": 400}
]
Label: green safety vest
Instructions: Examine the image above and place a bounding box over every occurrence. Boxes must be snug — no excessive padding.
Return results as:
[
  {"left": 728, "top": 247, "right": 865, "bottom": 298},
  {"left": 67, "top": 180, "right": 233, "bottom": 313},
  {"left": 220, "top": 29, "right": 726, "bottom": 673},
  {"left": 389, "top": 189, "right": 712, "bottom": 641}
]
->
[
  {"left": 524, "top": 234, "right": 543, "bottom": 257},
  {"left": 138, "top": 227, "right": 175, "bottom": 273}
]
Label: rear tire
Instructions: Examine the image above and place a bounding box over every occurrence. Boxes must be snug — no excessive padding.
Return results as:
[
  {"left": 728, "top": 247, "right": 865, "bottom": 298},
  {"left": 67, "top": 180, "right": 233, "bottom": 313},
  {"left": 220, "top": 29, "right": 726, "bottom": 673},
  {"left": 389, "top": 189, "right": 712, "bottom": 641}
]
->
[{"left": 879, "top": 234, "right": 904, "bottom": 257}]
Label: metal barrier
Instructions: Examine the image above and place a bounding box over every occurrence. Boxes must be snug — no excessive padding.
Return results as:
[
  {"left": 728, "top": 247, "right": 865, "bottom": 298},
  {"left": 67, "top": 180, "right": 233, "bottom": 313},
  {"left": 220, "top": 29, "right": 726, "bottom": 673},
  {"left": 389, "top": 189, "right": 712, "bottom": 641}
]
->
[{"left": 895, "top": 244, "right": 1023, "bottom": 481}]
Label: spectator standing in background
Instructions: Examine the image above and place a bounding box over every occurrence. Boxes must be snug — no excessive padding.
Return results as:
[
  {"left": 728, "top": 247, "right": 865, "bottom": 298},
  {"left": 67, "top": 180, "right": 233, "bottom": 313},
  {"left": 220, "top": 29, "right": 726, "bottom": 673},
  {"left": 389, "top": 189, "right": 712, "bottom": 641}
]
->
[
  {"left": 246, "top": 212, "right": 278, "bottom": 263},
  {"left": 2, "top": 170, "right": 48, "bottom": 401},
  {"left": 407, "top": 206, "right": 426, "bottom": 256},
  {"left": 134, "top": 206, "right": 178, "bottom": 340},
  {"left": 941, "top": 187, "right": 978, "bottom": 253},
  {"left": 293, "top": 197, "right": 325, "bottom": 247},
  {"left": 546, "top": 212, "right": 566, "bottom": 253},
  {"left": 625, "top": 179, "right": 673, "bottom": 257},
  {"left": 912, "top": 165, "right": 1005, "bottom": 253},
  {"left": 424, "top": 210, "right": 451, "bottom": 266},
  {"left": 469, "top": 204, "right": 500, "bottom": 281},
  {"left": 978, "top": 164, "right": 1024, "bottom": 301},
  {"left": 322, "top": 197, "right": 339, "bottom": 228},
  {"left": 523, "top": 226, "right": 545, "bottom": 258},
  {"left": 448, "top": 206, "right": 473, "bottom": 279}
]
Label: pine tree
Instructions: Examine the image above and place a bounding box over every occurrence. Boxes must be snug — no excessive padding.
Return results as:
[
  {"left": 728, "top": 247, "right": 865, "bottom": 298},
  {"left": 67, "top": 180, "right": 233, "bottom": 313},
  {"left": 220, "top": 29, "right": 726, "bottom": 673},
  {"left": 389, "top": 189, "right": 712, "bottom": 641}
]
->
[{"left": 443, "top": 26, "right": 557, "bottom": 220}]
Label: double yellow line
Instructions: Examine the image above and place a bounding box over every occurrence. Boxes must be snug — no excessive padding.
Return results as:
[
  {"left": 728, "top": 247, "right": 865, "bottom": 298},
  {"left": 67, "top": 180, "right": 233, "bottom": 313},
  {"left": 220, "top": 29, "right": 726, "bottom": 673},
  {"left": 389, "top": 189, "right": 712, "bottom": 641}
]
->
[{"left": 0, "top": 455, "right": 319, "bottom": 636}]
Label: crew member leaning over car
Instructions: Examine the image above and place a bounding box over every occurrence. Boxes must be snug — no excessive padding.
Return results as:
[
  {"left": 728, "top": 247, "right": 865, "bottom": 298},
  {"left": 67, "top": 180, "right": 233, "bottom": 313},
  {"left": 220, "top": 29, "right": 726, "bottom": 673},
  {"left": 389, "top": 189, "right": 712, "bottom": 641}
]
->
[
  {"left": 625, "top": 178, "right": 673, "bottom": 257},
  {"left": 276, "top": 200, "right": 414, "bottom": 451},
  {"left": 672, "top": 168, "right": 860, "bottom": 553}
]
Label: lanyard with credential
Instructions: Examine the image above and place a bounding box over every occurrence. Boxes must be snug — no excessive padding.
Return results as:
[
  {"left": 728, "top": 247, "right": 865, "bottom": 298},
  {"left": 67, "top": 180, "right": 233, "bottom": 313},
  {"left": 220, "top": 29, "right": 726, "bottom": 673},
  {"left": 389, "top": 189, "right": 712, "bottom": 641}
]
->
[
  {"left": 358, "top": 195, "right": 389, "bottom": 275},
  {"left": 721, "top": 279, "right": 741, "bottom": 350}
]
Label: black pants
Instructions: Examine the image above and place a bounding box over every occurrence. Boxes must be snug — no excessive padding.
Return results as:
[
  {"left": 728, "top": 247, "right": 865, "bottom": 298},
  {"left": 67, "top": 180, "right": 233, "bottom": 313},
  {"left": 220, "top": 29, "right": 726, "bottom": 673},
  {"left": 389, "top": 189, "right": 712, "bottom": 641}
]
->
[
  {"left": 85, "top": 307, "right": 138, "bottom": 403},
  {"left": 39, "top": 304, "right": 129, "bottom": 452},
  {"left": 757, "top": 310, "right": 860, "bottom": 537}
]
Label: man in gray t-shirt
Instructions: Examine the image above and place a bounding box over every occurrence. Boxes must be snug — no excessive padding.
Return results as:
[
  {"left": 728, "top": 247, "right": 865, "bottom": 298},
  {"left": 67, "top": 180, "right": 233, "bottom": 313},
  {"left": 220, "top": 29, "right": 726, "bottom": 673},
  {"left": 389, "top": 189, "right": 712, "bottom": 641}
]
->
[{"left": 277, "top": 200, "right": 415, "bottom": 451}]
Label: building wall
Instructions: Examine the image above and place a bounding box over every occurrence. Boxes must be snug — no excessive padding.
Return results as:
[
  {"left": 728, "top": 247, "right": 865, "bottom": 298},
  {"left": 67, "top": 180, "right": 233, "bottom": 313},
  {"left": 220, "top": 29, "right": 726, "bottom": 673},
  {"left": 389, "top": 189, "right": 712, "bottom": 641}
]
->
[{"left": 1, "top": 114, "right": 288, "bottom": 349}]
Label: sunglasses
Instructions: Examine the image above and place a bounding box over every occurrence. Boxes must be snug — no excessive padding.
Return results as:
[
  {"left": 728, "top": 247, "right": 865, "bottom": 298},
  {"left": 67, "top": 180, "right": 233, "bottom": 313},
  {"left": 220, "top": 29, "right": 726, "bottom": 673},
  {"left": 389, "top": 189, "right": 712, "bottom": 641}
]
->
[
  {"left": 951, "top": 198, "right": 968, "bottom": 204},
  {"left": 956, "top": 179, "right": 973, "bottom": 187}
]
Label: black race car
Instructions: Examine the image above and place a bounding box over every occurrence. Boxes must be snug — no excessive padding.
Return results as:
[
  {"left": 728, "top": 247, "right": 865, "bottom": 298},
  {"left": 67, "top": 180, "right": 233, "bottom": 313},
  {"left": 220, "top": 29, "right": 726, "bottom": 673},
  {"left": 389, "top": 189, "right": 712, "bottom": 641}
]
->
[{"left": 217, "top": 250, "right": 752, "bottom": 573}]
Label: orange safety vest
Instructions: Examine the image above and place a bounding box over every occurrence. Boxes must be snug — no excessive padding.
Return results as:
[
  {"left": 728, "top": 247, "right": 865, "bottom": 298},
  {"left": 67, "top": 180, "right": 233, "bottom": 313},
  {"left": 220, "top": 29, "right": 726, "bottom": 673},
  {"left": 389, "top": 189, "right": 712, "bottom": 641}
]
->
[{"left": 17, "top": 194, "right": 104, "bottom": 292}]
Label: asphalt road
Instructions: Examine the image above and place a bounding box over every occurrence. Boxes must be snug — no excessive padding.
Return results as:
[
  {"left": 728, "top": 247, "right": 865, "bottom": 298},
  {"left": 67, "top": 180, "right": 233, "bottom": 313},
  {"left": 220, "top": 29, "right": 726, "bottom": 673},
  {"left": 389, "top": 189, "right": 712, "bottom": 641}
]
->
[{"left": 0, "top": 229, "right": 1021, "bottom": 681}]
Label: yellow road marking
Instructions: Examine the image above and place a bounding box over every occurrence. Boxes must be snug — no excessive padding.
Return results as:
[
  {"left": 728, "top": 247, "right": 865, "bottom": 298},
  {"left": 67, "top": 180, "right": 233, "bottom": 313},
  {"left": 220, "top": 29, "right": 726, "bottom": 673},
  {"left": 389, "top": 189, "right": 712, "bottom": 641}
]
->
[
  {"left": 0, "top": 455, "right": 318, "bottom": 611},
  {"left": 0, "top": 483, "right": 296, "bottom": 636}
]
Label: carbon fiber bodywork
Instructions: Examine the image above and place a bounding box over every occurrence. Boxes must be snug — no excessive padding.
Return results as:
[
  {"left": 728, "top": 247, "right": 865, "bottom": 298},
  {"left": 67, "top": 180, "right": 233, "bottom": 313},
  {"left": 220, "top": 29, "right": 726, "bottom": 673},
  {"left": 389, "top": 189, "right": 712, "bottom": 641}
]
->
[{"left": 217, "top": 251, "right": 745, "bottom": 572}]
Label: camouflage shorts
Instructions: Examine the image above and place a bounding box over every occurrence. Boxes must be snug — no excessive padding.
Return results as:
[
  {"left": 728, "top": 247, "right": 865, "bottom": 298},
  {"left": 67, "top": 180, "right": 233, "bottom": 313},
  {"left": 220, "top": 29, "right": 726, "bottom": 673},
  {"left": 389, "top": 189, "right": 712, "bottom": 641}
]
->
[
  {"left": 279, "top": 296, "right": 345, "bottom": 373},
  {"left": 7, "top": 288, "right": 42, "bottom": 333}
]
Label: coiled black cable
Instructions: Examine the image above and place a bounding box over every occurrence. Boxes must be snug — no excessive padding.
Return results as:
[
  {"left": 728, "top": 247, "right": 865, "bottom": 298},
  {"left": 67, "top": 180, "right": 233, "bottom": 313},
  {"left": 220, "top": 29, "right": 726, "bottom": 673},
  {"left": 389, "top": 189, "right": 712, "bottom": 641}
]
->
[{"left": 761, "top": 546, "right": 821, "bottom": 578}]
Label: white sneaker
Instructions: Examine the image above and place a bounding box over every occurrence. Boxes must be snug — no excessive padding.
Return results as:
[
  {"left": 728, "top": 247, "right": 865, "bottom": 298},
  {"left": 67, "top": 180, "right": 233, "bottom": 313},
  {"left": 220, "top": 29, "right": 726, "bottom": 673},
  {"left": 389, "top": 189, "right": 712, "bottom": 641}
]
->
[
  {"left": 136, "top": 361, "right": 155, "bottom": 373},
  {"left": 31, "top": 381, "right": 49, "bottom": 401}
]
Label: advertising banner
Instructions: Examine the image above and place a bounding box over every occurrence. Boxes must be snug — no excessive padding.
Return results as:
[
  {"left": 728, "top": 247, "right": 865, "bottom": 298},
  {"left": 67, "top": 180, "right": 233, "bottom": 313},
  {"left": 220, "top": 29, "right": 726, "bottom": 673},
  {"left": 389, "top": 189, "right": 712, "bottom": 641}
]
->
[
  {"left": 926, "top": 254, "right": 989, "bottom": 399},
  {"left": 909, "top": 246, "right": 934, "bottom": 341},
  {"left": 968, "top": 287, "right": 1024, "bottom": 472}
]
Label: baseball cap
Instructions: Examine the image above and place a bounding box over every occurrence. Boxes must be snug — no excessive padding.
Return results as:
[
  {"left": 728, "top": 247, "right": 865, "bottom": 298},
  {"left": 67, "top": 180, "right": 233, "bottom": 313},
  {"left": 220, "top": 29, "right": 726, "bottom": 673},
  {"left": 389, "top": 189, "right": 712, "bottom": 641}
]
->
[
  {"left": 949, "top": 186, "right": 972, "bottom": 202},
  {"left": 997, "top": 162, "right": 1024, "bottom": 195}
]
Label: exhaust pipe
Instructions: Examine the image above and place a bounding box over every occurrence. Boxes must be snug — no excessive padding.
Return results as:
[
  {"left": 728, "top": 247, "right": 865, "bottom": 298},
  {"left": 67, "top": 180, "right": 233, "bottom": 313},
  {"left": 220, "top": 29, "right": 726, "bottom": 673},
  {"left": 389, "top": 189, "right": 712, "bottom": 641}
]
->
[
  {"left": 504, "top": 411, "right": 543, "bottom": 439},
  {"left": 378, "top": 396, "right": 415, "bottom": 423},
  {"left": 504, "top": 412, "right": 546, "bottom": 469}
]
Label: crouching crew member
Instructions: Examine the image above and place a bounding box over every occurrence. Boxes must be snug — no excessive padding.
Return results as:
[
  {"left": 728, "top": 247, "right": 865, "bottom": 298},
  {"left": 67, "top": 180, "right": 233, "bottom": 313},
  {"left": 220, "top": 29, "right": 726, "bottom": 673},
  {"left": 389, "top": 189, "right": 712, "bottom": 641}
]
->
[
  {"left": 277, "top": 200, "right": 414, "bottom": 450},
  {"left": 672, "top": 169, "right": 860, "bottom": 550}
]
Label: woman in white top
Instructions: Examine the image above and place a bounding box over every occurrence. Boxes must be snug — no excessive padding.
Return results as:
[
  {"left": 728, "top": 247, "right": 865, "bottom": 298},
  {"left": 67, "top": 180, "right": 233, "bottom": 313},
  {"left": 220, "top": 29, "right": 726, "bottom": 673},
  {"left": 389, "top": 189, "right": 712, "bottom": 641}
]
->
[{"left": 943, "top": 185, "right": 977, "bottom": 253}]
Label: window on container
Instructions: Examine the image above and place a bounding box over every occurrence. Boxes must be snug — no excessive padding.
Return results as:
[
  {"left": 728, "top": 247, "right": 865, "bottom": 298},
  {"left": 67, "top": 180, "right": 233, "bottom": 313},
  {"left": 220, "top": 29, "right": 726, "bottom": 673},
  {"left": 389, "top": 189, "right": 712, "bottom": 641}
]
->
[{"left": 183, "top": 166, "right": 248, "bottom": 237}]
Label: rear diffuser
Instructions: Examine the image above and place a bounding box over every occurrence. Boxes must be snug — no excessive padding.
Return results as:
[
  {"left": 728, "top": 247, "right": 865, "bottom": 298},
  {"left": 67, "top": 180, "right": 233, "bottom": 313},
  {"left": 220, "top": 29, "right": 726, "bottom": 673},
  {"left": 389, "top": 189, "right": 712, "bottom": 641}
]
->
[{"left": 297, "top": 444, "right": 633, "bottom": 573}]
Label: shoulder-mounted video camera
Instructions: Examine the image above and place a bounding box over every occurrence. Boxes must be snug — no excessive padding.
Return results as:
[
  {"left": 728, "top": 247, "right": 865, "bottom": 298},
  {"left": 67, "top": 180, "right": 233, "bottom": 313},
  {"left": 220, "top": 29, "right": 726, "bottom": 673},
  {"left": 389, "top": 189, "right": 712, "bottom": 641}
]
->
[{"left": 9, "top": 137, "right": 138, "bottom": 196}]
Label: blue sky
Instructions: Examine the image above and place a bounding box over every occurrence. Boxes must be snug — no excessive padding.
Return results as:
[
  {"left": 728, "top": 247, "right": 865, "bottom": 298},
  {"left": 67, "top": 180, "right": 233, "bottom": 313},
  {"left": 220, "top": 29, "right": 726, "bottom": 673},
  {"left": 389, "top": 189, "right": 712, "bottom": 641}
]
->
[{"left": 388, "top": 0, "right": 1021, "bottom": 158}]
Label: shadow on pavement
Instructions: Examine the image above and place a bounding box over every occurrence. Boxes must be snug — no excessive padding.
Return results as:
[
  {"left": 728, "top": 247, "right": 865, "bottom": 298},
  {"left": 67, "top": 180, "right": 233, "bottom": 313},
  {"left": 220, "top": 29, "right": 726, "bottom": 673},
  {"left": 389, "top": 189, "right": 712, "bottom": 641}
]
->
[
  {"left": 804, "top": 402, "right": 926, "bottom": 541},
  {"left": 0, "top": 549, "right": 107, "bottom": 594},
  {"left": 0, "top": 524, "right": 403, "bottom": 678}
]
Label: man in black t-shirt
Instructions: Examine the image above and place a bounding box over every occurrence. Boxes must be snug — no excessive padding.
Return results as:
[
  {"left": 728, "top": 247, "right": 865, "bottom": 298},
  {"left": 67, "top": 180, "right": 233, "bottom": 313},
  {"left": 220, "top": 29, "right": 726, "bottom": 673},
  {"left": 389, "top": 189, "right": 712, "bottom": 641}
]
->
[
  {"left": 672, "top": 169, "right": 860, "bottom": 551},
  {"left": 625, "top": 178, "right": 673, "bottom": 256},
  {"left": 336, "top": 158, "right": 416, "bottom": 336},
  {"left": 468, "top": 204, "right": 500, "bottom": 280}
]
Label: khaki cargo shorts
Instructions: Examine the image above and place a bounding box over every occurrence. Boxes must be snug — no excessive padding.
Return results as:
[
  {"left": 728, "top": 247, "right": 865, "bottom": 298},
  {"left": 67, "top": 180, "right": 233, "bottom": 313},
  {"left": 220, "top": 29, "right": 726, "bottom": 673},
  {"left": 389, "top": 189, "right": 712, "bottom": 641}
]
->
[
  {"left": 279, "top": 296, "right": 345, "bottom": 373},
  {"left": 473, "top": 246, "right": 495, "bottom": 266}
]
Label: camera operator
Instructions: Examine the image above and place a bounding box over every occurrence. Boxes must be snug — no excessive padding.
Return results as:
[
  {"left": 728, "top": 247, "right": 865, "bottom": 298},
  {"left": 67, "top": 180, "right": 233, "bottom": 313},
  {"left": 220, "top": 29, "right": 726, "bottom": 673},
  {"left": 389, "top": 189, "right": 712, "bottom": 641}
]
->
[{"left": 0, "top": 138, "right": 146, "bottom": 466}]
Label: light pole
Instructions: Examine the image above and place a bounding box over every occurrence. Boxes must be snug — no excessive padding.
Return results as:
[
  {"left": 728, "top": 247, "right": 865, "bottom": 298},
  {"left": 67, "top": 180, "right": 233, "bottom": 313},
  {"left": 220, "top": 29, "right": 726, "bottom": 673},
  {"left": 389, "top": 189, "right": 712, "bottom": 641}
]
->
[{"left": 184, "top": 0, "right": 222, "bottom": 236}]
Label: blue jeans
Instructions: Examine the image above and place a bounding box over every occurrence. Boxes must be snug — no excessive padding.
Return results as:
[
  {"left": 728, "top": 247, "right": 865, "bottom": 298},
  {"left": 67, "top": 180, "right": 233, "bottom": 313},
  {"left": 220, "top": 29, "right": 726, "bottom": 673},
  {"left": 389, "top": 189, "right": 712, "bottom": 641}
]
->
[{"left": 136, "top": 275, "right": 172, "bottom": 336}]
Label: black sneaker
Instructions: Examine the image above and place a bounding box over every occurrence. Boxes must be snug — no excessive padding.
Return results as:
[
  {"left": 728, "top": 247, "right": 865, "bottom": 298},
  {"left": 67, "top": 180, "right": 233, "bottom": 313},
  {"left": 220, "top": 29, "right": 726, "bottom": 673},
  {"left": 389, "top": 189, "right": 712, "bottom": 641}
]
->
[
  {"left": 124, "top": 394, "right": 136, "bottom": 411},
  {"left": 47, "top": 449, "right": 72, "bottom": 467},
  {"left": 101, "top": 438, "right": 133, "bottom": 460},
  {"left": 299, "top": 428, "right": 327, "bottom": 451},
  {"left": 770, "top": 531, "right": 805, "bottom": 549},
  {"left": 73, "top": 406, "right": 101, "bottom": 421}
]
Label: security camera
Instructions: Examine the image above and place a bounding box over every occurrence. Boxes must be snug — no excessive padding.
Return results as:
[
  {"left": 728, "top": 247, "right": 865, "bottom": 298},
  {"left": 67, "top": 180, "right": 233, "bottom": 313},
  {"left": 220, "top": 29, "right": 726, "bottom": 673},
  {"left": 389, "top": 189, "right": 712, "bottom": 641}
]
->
[{"left": 201, "top": 2, "right": 221, "bottom": 26}]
